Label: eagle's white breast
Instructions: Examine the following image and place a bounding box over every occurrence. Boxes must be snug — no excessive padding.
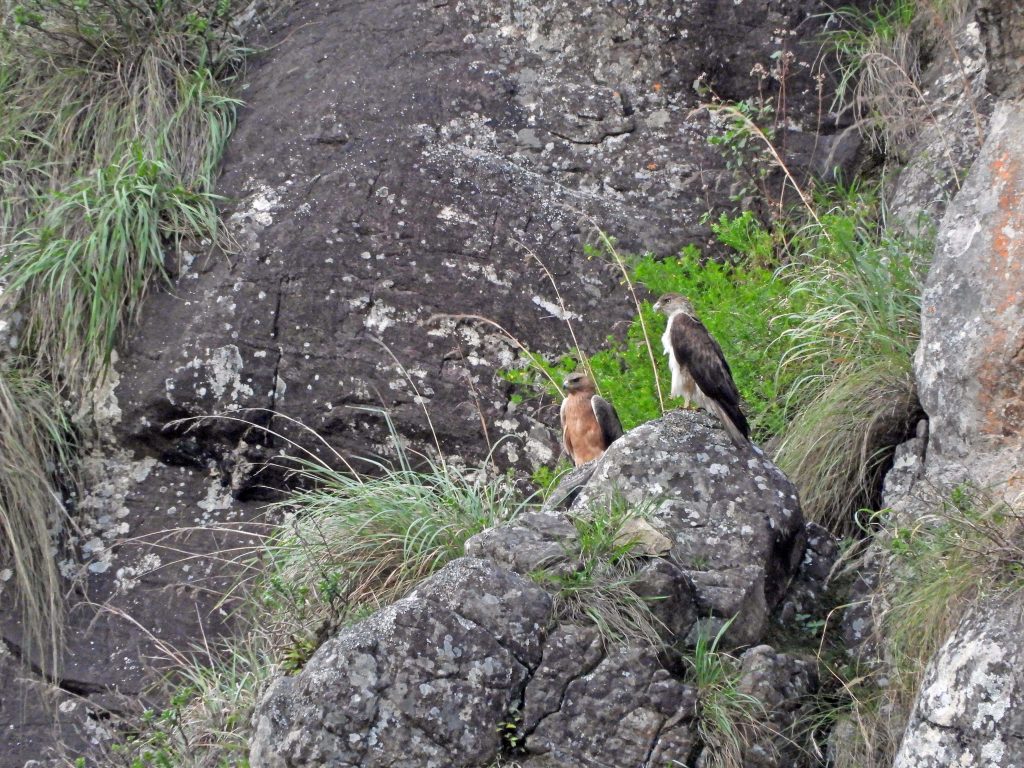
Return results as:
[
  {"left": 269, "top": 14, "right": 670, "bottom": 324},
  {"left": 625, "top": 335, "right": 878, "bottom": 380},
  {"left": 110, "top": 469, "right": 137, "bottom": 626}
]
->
[{"left": 662, "top": 311, "right": 697, "bottom": 399}]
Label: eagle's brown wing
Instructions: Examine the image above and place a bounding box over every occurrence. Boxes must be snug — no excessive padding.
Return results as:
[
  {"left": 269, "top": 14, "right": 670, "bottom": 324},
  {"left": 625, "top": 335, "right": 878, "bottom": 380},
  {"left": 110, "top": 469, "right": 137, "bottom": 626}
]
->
[
  {"left": 591, "top": 394, "right": 624, "bottom": 448},
  {"left": 669, "top": 312, "right": 750, "bottom": 440}
]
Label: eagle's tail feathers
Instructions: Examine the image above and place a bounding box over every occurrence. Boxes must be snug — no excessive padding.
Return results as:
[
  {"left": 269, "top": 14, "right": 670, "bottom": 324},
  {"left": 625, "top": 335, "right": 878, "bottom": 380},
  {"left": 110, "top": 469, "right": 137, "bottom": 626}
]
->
[{"left": 710, "top": 400, "right": 750, "bottom": 447}]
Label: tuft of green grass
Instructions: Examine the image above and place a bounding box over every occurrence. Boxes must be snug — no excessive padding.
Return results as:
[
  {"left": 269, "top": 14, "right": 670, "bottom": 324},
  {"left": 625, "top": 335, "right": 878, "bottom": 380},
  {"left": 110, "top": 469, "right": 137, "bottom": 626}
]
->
[
  {"left": 0, "top": 361, "right": 73, "bottom": 677},
  {"left": 882, "top": 487, "right": 1024, "bottom": 693},
  {"left": 264, "top": 454, "right": 532, "bottom": 636},
  {"left": 686, "top": 619, "right": 769, "bottom": 768},
  {"left": 773, "top": 195, "right": 929, "bottom": 533},
  {"left": 0, "top": 0, "right": 244, "bottom": 395},
  {"left": 3, "top": 154, "right": 224, "bottom": 390},
  {"left": 823, "top": 0, "right": 922, "bottom": 153},
  {"left": 97, "top": 621, "right": 270, "bottom": 768},
  {"left": 822, "top": 487, "right": 1024, "bottom": 768},
  {"left": 0, "top": 0, "right": 247, "bottom": 688},
  {"left": 532, "top": 497, "right": 667, "bottom": 648}
]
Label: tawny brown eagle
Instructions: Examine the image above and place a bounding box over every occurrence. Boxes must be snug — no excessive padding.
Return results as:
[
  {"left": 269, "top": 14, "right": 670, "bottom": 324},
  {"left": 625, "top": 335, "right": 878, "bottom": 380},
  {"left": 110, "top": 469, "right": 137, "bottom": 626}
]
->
[
  {"left": 653, "top": 293, "right": 750, "bottom": 445},
  {"left": 560, "top": 372, "right": 624, "bottom": 466}
]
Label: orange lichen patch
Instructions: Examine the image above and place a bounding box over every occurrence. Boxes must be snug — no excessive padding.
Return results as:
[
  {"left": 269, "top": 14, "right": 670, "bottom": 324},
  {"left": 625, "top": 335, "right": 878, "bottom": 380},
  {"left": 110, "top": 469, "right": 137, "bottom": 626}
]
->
[
  {"left": 977, "top": 150, "right": 1024, "bottom": 443},
  {"left": 652, "top": 83, "right": 662, "bottom": 92},
  {"left": 647, "top": 162, "right": 658, "bottom": 170}
]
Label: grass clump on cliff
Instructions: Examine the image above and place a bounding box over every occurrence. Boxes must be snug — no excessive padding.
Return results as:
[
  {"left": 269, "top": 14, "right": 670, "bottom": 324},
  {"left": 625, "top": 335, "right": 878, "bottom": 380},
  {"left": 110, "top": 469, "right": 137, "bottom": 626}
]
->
[
  {"left": 264, "top": 443, "right": 531, "bottom": 629},
  {"left": 531, "top": 497, "right": 667, "bottom": 648},
  {"left": 687, "top": 620, "right": 769, "bottom": 768},
  {"left": 0, "top": 363, "right": 73, "bottom": 676},
  {"left": 0, "top": 0, "right": 247, "bottom": 679},
  {"left": 0, "top": 0, "right": 244, "bottom": 394},
  {"left": 771, "top": 191, "right": 929, "bottom": 534}
]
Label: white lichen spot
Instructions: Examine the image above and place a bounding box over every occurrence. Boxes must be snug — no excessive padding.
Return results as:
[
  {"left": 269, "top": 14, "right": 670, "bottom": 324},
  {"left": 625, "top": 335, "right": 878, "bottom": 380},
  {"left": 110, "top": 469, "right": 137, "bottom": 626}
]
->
[{"left": 531, "top": 295, "right": 580, "bottom": 321}]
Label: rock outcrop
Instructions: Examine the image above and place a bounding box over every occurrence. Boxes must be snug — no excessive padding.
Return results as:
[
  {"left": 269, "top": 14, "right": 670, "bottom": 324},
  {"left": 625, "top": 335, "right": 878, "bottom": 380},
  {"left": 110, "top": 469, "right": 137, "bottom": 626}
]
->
[
  {"left": 252, "top": 409, "right": 816, "bottom": 767},
  {"left": 2, "top": 0, "right": 868, "bottom": 760},
  {"left": 914, "top": 99, "right": 1024, "bottom": 497},
  {"left": 893, "top": 592, "right": 1024, "bottom": 768},
  {"left": 251, "top": 558, "right": 552, "bottom": 768}
]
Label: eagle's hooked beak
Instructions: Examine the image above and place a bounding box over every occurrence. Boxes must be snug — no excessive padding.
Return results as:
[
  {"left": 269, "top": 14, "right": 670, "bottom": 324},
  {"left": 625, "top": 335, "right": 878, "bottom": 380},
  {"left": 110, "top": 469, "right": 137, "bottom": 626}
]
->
[{"left": 561, "top": 378, "right": 570, "bottom": 391}]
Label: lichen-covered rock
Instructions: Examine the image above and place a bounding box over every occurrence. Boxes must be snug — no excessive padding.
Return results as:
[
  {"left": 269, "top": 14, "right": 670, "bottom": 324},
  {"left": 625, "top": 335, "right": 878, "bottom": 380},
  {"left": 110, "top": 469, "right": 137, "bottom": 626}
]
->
[
  {"left": 773, "top": 521, "right": 840, "bottom": 627},
  {"left": 888, "top": 9, "right": 993, "bottom": 227},
  {"left": 914, "top": 100, "right": 1024, "bottom": 497},
  {"left": 522, "top": 643, "right": 698, "bottom": 767},
  {"left": 978, "top": 0, "right": 1024, "bottom": 100},
  {"left": 572, "top": 409, "right": 805, "bottom": 645},
  {"left": 465, "top": 510, "right": 579, "bottom": 577},
  {"left": 249, "top": 558, "right": 552, "bottom": 768},
  {"left": 893, "top": 592, "right": 1024, "bottom": 768},
  {"left": 112, "top": 0, "right": 866, "bottom": 479}
]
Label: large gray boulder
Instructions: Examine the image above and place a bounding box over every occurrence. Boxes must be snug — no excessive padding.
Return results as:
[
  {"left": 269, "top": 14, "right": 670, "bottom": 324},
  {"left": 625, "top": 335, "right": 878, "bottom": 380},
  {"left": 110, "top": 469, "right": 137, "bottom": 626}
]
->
[
  {"left": 893, "top": 592, "right": 1024, "bottom": 768},
  {"left": 250, "top": 558, "right": 552, "bottom": 767},
  {"left": 573, "top": 409, "right": 805, "bottom": 645},
  {"left": 522, "top": 639, "right": 698, "bottom": 767}
]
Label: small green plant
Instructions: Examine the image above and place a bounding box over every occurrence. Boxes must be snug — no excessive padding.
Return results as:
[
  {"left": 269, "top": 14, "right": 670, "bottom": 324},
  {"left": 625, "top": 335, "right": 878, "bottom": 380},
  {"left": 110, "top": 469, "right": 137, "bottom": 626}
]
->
[
  {"left": 532, "top": 497, "right": 666, "bottom": 647},
  {"left": 530, "top": 459, "right": 573, "bottom": 498},
  {"left": 707, "top": 98, "right": 778, "bottom": 203},
  {"left": 685, "top": 619, "right": 769, "bottom": 768},
  {"left": 496, "top": 706, "right": 525, "bottom": 754}
]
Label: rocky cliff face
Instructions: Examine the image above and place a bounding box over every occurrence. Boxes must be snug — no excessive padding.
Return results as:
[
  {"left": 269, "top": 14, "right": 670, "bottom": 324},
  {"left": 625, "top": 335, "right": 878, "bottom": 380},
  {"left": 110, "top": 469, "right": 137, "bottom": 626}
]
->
[
  {"left": 1, "top": 1, "right": 864, "bottom": 762},
  {"left": 5, "top": 0, "right": 1024, "bottom": 764}
]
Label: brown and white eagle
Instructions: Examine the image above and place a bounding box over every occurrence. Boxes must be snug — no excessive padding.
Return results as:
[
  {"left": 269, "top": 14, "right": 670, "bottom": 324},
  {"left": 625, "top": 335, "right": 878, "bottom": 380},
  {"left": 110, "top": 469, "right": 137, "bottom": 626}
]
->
[
  {"left": 560, "top": 372, "right": 624, "bottom": 466},
  {"left": 653, "top": 293, "right": 750, "bottom": 446}
]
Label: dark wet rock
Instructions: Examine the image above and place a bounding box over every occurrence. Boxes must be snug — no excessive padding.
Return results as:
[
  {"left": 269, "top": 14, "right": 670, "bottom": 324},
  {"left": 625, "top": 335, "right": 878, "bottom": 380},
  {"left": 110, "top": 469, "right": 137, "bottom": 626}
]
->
[
  {"left": 893, "top": 592, "right": 1024, "bottom": 768},
  {"left": 249, "top": 558, "right": 552, "bottom": 768},
  {"left": 573, "top": 409, "right": 805, "bottom": 645},
  {"left": 110, "top": 0, "right": 869, "bottom": 482}
]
